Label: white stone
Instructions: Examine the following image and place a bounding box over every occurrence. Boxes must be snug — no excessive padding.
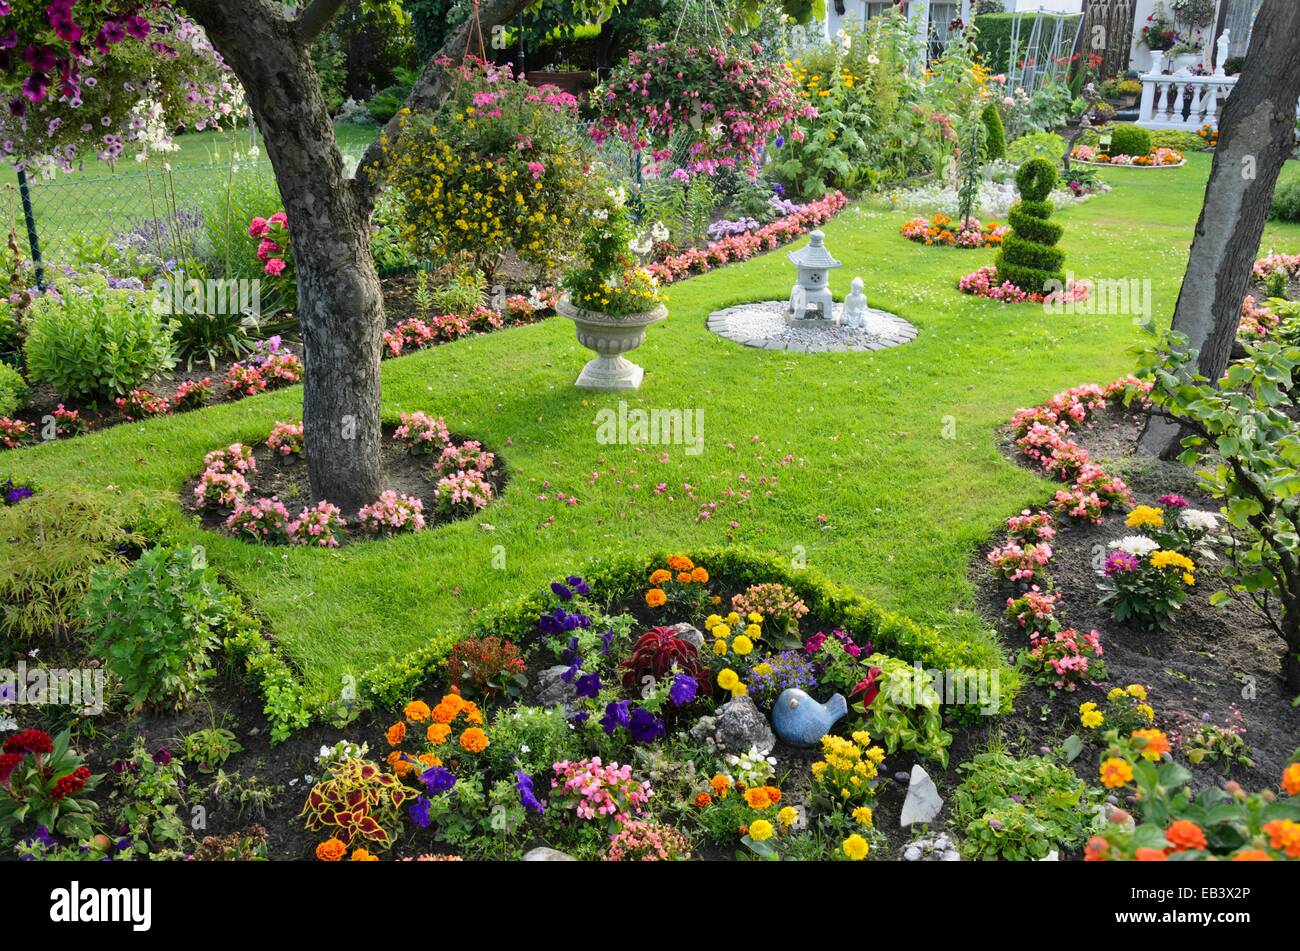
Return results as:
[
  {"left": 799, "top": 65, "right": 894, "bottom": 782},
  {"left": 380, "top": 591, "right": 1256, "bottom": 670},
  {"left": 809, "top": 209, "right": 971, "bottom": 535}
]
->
[
  {"left": 899, "top": 764, "right": 943, "bottom": 827},
  {"left": 522, "top": 847, "right": 576, "bottom": 861}
]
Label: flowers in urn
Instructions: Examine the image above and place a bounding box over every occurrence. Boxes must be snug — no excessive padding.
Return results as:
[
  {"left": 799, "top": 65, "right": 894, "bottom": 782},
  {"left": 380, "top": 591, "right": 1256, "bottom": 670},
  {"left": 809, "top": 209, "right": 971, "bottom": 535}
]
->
[{"left": 562, "top": 187, "right": 665, "bottom": 318}]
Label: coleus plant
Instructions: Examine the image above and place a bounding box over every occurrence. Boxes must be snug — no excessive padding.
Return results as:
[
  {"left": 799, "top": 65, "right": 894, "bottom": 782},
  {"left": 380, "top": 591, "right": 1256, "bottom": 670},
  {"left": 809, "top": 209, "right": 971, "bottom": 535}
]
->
[
  {"left": 299, "top": 757, "right": 417, "bottom": 851},
  {"left": 621, "top": 626, "right": 711, "bottom": 695}
]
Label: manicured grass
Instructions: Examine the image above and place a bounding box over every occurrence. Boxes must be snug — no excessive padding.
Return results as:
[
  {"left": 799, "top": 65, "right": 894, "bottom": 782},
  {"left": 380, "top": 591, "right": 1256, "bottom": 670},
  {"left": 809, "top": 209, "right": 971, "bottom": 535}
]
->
[{"left": 10, "top": 152, "right": 1300, "bottom": 701}]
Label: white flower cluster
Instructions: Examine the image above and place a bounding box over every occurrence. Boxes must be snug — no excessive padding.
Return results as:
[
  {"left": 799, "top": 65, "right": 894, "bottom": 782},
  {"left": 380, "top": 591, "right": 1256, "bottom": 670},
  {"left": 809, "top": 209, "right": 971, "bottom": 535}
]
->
[
  {"left": 722, "top": 744, "right": 777, "bottom": 787},
  {"left": 1110, "top": 535, "right": 1160, "bottom": 556},
  {"left": 1179, "top": 509, "right": 1218, "bottom": 532}
]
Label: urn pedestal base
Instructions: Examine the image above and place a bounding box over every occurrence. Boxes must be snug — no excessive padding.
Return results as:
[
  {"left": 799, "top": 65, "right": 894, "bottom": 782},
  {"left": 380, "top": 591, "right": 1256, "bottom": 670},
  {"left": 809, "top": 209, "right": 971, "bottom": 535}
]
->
[{"left": 557, "top": 298, "right": 667, "bottom": 391}]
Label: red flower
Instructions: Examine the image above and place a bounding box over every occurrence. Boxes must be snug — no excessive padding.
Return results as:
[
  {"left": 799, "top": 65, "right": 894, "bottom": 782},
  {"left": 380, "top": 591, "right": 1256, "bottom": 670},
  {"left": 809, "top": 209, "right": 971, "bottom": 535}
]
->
[
  {"left": 0, "top": 752, "right": 22, "bottom": 785},
  {"left": 850, "top": 667, "right": 884, "bottom": 708},
  {"left": 49, "top": 767, "right": 90, "bottom": 801},
  {"left": 3, "top": 729, "right": 53, "bottom": 756}
]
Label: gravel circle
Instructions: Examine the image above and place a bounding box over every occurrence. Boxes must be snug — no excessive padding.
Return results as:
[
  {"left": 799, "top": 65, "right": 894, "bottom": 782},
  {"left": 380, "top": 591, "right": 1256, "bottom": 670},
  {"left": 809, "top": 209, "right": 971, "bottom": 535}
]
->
[{"left": 706, "top": 300, "right": 919, "bottom": 352}]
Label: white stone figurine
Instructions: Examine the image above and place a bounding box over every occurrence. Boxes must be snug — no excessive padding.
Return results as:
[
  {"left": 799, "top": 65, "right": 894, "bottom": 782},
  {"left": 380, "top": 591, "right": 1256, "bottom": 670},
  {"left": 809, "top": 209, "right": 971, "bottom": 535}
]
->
[
  {"left": 841, "top": 277, "right": 867, "bottom": 329},
  {"left": 1215, "top": 30, "right": 1231, "bottom": 78},
  {"left": 785, "top": 230, "right": 841, "bottom": 324}
]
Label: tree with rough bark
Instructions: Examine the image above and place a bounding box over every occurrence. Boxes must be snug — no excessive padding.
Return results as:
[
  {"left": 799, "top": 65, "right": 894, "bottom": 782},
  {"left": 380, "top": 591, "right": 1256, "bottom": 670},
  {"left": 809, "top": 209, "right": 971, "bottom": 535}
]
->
[
  {"left": 2, "top": 0, "right": 820, "bottom": 510},
  {"left": 1138, "top": 0, "right": 1300, "bottom": 459}
]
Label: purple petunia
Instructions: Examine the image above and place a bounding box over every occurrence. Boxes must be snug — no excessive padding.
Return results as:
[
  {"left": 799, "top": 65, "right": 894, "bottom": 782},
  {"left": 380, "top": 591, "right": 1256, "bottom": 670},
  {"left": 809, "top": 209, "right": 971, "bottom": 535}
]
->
[
  {"left": 420, "top": 765, "right": 456, "bottom": 796},
  {"left": 515, "top": 770, "right": 544, "bottom": 814},
  {"left": 409, "top": 795, "right": 432, "bottom": 828},
  {"left": 550, "top": 581, "right": 574, "bottom": 601},
  {"left": 668, "top": 673, "right": 697, "bottom": 707},
  {"left": 628, "top": 707, "right": 665, "bottom": 744},
  {"left": 600, "top": 700, "right": 630, "bottom": 735},
  {"left": 152, "top": 747, "right": 172, "bottom": 765},
  {"left": 575, "top": 672, "right": 601, "bottom": 699}
]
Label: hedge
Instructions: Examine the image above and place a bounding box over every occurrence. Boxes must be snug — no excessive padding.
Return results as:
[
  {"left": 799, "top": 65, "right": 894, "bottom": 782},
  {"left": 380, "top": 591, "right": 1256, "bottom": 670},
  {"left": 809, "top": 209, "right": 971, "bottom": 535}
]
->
[{"left": 358, "top": 544, "right": 1019, "bottom": 716}]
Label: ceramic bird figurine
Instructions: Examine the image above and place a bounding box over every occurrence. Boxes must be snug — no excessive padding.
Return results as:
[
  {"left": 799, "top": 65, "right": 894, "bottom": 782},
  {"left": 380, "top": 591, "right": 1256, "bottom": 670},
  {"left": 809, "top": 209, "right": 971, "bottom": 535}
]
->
[{"left": 771, "top": 689, "right": 848, "bottom": 748}]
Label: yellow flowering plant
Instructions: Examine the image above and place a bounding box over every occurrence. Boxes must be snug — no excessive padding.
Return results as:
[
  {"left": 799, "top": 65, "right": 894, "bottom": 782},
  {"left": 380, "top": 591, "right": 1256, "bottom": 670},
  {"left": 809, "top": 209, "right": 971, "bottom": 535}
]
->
[
  {"left": 385, "top": 57, "right": 599, "bottom": 283},
  {"left": 808, "top": 730, "right": 885, "bottom": 841}
]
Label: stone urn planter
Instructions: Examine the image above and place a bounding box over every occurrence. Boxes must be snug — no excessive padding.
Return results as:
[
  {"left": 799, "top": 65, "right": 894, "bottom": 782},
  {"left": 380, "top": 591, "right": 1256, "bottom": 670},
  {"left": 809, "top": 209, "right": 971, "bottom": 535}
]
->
[{"left": 556, "top": 297, "right": 667, "bottom": 390}]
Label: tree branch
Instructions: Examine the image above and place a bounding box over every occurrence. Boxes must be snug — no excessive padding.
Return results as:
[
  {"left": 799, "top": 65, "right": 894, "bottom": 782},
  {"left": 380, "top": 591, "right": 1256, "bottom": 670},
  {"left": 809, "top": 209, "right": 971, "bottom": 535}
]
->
[
  {"left": 350, "top": 0, "right": 532, "bottom": 212},
  {"left": 295, "top": 0, "right": 348, "bottom": 43}
]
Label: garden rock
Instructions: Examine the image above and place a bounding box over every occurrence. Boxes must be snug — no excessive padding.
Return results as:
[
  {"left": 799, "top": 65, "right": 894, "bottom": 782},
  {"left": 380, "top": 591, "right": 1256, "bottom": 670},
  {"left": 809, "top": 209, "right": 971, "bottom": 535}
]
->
[
  {"left": 534, "top": 665, "right": 576, "bottom": 709},
  {"left": 899, "top": 764, "right": 943, "bottom": 827},
  {"left": 522, "top": 847, "right": 576, "bottom": 861},
  {"left": 667, "top": 622, "right": 705, "bottom": 650},
  {"left": 901, "top": 832, "right": 961, "bottom": 861},
  {"left": 711, "top": 696, "right": 776, "bottom": 755}
]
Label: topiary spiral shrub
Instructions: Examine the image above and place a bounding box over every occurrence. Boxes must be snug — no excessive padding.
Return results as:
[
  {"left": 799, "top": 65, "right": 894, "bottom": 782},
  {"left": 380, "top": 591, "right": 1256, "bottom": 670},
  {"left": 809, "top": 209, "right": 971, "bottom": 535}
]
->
[
  {"left": 995, "top": 158, "right": 1065, "bottom": 294},
  {"left": 1108, "top": 123, "right": 1152, "bottom": 159},
  {"left": 981, "top": 102, "right": 1007, "bottom": 162}
]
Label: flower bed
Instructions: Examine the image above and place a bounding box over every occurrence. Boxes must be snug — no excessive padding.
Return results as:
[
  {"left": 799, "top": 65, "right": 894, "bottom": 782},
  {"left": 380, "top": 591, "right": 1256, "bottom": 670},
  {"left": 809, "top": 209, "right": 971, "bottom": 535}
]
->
[
  {"left": 1069, "top": 145, "right": 1185, "bottom": 167},
  {"left": 901, "top": 213, "right": 1008, "bottom": 249},
  {"left": 957, "top": 265, "right": 1092, "bottom": 305},
  {"left": 183, "top": 413, "right": 506, "bottom": 546}
]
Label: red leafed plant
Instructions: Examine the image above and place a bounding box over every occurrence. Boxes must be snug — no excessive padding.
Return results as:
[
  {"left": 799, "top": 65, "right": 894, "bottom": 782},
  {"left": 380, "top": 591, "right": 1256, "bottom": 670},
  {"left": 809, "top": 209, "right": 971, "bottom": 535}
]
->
[
  {"left": 298, "top": 757, "right": 416, "bottom": 851},
  {"left": 446, "top": 635, "right": 528, "bottom": 699},
  {"left": 621, "top": 626, "right": 710, "bottom": 693}
]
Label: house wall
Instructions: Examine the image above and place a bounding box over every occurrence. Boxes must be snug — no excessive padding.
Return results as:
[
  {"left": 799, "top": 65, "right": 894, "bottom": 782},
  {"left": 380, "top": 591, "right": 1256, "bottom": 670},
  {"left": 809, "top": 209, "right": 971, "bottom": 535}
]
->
[{"left": 1005, "top": 0, "right": 1082, "bottom": 12}]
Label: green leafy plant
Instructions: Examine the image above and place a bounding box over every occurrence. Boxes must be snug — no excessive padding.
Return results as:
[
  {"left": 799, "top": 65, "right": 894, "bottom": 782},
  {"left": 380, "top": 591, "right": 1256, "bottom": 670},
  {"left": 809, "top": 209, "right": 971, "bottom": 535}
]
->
[
  {"left": 1182, "top": 723, "right": 1254, "bottom": 771},
  {"left": 0, "top": 361, "right": 26, "bottom": 417},
  {"left": 1108, "top": 123, "right": 1153, "bottom": 159},
  {"left": 853, "top": 653, "right": 953, "bottom": 767},
  {"left": 953, "top": 748, "right": 1101, "bottom": 859},
  {"left": 23, "top": 285, "right": 175, "bottom": 402},
  {"left": 84, "top": 545, "right": 241, "bottom": 710},
  {"left": 981, "top": 101, "right": 1007, "bottom": 161},
  {"left": 109, "top": 741, "right": 193, "bottom": 860},
  {"left": 181, "top": 725, "right": 244, "bottom": 774},
  {"left": 995, "top": 158, "right": 1065, "bottom": 293},
  {"left": 1270, "top": 178, "right": 1300, "bottom": 223},
  {"left": 1006, "top": 130, "right": 1064, "bottom": 165}
]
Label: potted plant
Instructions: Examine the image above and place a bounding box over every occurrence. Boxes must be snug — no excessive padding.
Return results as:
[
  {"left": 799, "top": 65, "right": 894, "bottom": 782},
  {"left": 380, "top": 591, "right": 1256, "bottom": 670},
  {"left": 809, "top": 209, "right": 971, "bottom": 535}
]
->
[
  {"left": 1168, "top": 0, "right": 1215, "bottom": 73},
  {"left": 558, "top": 187, "right": 667, "bottom": 390},
  {"left": 1138, "top": 3, "right": 1177, "bottom": 55}
]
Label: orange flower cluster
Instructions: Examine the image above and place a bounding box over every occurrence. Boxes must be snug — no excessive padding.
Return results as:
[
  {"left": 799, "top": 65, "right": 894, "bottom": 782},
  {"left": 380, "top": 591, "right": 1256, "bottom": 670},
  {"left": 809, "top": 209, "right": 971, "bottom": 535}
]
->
[
  {"left": 710, "top": 774, "right": 732, "bottom": 798},
  {"left": 1165, "top": 819, "right": 1207, "bottom": 853},
  {"left": 743, "top": 786, "right": 782, "bottom": 810},
  {"left": 645, "top": 554, "right": 709, "bottom": 607},
  {"left": 1263, "top": 819, "right": 1300, "bottom": 858},
  {"left": 350, "top": 848, "right": 380, "bottom": 862},
  {"left": 315, "top": 838, "right": 347, "bottom": 861},
  {"left": 459, "top": 727, "right": 489, "bottom": 754},
  {"left": 1283, "top": 762, "right": 1300, "bottom": 797}
]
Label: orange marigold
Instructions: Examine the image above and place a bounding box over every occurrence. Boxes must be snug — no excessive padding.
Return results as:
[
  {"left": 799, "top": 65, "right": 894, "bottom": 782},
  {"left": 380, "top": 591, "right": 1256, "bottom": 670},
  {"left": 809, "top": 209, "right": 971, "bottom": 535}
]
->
[
  {"left": 431, "top": 703, "right": 457, "bottom": 724},
  {"left": 667, "top": 554, "right": 694, "bottom": 571},
  {"left": 417, "top": 753, "right": 441, "bottom": 769},
  {"left": 386, "top": 722, "right": 406, "bottom": 747},
  {"left": 1133, "top": 847, "right": 1168, "bottom": 861},
  {"left": 1263, "top": 819, "right": 1300, "bottom": 858},
  {"left": 404, "top": 700, "right": 431, "bottom": 723},
  {"left": 744, "top": 788, "right": 771, "bottom": 810},
  {"left": 694, "top": 792, "right": 713, "bottom": 809},
  {"left": 1283, "top": 762, "right": 1300, "bottom": 797},
  {"left": 387, "top": 750, "right": 414, "bottom": 776},
  {"left": 349, "top": 848, "right": 380, "bottom": 861},
  {"left": 710, "top": 774, "right": 732, "bottom": 797},
  {"left": 1131, "top": 728, "right": 1171, "bottom": 762},
  {"left": 1231, "top": 849, "right": 1274, "bottom": 861},
  {"left": 459, "top": 727, "right": 489, "bottom": 753},
  {"left": 1165, "top": 819, "right": 1208, "bottom": 853},
  {"left": 645, "top": 588, "right": 667, "bottom": 608},
  {"left": 1083, "top": 836, "right": 1109, "bottom": 861},
  {"left": 427, "top": 722, "right": 451, "bottom": 744},
  {"left": 464, "top": 705, "right": 484, "bottom": 724},
  {"left": 315, "top": 838, "right": 347, "bottom": 861},
  {"left": 649, "top": 569, "right": 672, "bottom": 585},
  {"left": 691, "top": 566, "right": 709, "bottom": 583},
  {"left": 1099, "top": 757, "right": 1133, "bottom": 789},
  {"left": 677, "top": 571, "right": 692, "bottom": 583}
]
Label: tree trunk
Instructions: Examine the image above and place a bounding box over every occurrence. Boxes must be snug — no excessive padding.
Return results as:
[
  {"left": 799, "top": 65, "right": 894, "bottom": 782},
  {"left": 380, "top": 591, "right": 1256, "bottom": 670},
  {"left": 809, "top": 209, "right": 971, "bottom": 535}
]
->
[
  {"left": 1138, "top": 0, "right": 1300, "bottom": 458},
  {"left": 187, "top": 0, "right": 383, "bottom": 510}
]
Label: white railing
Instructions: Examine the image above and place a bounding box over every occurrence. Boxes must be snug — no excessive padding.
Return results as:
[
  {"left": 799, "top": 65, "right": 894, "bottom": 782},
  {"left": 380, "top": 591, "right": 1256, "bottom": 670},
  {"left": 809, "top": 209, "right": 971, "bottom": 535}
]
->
[{"left": 1136, "top": 40, "right": 1300, "bottom": 134}]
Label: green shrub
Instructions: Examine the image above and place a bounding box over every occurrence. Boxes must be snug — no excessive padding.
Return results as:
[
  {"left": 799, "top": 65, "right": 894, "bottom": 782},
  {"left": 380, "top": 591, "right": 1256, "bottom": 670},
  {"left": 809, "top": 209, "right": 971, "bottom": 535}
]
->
[
  {"left": 0, "top": 486, "right": 145, "bottom": 652},
  {"left": 24, "top": 288, "right": 174, "bottom": 402},
  {"left": 222, "top": 620, "right": 315, "bottom": 743},
  {"left": 1270, "top": 178, "right": 1300, "bottom": 222},
  {"left": 0, "top": 361, "right": 26, "bottom": 416},
  {"left": 1150, "top": 129, "right": 1206, "bottom": 153},
  {"left": 1006, "top": 131, "right": 1064, "bottom": 165},
  {"left": 996, "top": 159, "right": 1066, "bottom": 293},
  {"left": 981, "top": 102, "right": 1007, "bottom": 161},
  {"left": 84, "top": 545, "right": 240, "bottom": 710},
  {"left": 953, "top": 749, "right": 1102, "bottom": 859},
  {"left": 1108, "top": 123, "right": 1152, "bottom": 158}
]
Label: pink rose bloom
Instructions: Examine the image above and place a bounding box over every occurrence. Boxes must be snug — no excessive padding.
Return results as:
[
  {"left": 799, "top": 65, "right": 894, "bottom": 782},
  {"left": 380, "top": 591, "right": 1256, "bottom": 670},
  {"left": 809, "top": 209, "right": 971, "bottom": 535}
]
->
[
  {"left": 248, "top": 217, "right": 269, "bottom": 237},
  {"left": 264, "top": 258, "right": 287, "bottom": 276}
]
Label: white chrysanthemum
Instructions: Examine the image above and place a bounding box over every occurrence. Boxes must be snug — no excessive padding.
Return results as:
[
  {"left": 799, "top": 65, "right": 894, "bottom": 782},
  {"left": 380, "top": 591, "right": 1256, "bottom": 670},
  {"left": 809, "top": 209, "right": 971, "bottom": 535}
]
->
[
  {"left": 1110, "top": 535, "right": 1160, "bottom": 556},
  {"left": 1180, "top": 509, "right": 1218, "bottom": 531}
]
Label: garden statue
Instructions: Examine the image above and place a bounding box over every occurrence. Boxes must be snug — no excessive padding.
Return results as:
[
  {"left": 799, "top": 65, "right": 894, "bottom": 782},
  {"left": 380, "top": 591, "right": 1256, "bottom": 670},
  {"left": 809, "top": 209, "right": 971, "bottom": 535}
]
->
[
  {"left": 841, "top": 277, "right": 868, "bottom": 328},
  {"left": 786, "top": 230, "right": 840, "bottom": 323},
  {"left": 771, "top": 688, "right": 847, "bottom": 747},
  {"left": 1215, "top": 30, "right": 1231, "bottom": 77}
]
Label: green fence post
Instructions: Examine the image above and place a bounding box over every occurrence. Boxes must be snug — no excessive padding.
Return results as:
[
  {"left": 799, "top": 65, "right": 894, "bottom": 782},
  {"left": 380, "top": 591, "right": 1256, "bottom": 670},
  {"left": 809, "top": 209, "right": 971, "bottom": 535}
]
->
[{"left": 15, "top": 169, "right": 45, "bottom": 289}]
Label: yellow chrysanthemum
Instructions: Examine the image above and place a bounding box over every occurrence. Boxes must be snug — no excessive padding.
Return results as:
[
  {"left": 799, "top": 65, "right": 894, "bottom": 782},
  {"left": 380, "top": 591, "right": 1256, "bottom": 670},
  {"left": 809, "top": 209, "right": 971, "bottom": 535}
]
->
[
  {"left": 717, "top": 668, "right": 740, "bottom": 691},
  {"left": 842, "top": 834, "right": 869, "bottom": 861},
  {"left": 1125, "top": 505, "right": 1165, "bottom": 528}
]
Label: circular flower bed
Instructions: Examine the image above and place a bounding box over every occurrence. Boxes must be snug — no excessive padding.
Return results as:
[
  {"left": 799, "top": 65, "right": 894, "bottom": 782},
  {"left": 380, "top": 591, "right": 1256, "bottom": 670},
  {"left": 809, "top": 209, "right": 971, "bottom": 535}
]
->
[
  {"left": 1069, "top": 144, "right": 1185, "bottom": 167},
  {"left": 901, "top": 213, "right": 1008, "bottom": 249},
  {"left": 957, "top": 265, "right": 1092, "bottom": 305},
  {"left": 183, "top": 412, "right": 506, "bottom": 546}
]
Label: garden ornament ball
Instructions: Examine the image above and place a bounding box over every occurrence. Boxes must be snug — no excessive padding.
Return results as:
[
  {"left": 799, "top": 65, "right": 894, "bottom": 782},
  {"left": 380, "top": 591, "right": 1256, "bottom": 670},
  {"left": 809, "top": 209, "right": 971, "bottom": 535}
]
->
[{"left": 786, "top": 229, "right": 841, "bottom": 323}]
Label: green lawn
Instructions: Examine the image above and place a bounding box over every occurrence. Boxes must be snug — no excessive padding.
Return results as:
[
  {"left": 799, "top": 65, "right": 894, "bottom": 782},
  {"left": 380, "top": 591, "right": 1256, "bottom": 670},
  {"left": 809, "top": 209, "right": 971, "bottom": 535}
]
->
[
  {"left": 10, "top": 152, "right": 1300, "bottom": 702},
  {"left": 1, "top": 123, "right": 379, "bottom": 265}
]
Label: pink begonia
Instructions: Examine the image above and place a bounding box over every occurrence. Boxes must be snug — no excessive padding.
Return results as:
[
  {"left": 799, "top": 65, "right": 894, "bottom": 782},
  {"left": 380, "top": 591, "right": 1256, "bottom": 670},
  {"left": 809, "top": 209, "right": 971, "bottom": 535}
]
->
[
  {"left": 357, "top": 490, "right": 426, "bottom": 534},
  {"left": 987, "top": 540, "right": 1053, "bottom": 583},
  {"left": 269, "top": 211, "right": 288, "bottom": 227},
  {"left": 264, "top": 257, "right": 287, "bottom": 276},
  {"left": 256, "top": 238, "right": 279, "bottom": 262},
  {"left": 248, "top": 217, "right": 270, "bottom": 237},
  {"left": 1004, "top": 509, "right": 1055, "bottom": 545},
  {"left": 435, "top": 468, "right": 494, "bottom": 513},
  {"left": 267, "top": 420, "right": 304, "bottom": 457},
  {"left": 224, "top": 496, "right": 291, "bottom": 542},
  {"left": 549, "top": 758, "right": 652, "bottom": 826},
  {"left": 1024, "top": 628, "right": 1104, "bottom": 691},
  {"left": 194, "top": 467, "right": 250, "bottom": 509},
  {"left": 204, "top": 443, "right": 255, "bottom": 475},
  {"left": 435, "top": 439, "right": 494, "bottom": 475},
  {"left": 394, "top": 412, "right": 450, "bottom": 455},
  {"left": 287, "top": 501, "right": 346, "bottom": 548}
]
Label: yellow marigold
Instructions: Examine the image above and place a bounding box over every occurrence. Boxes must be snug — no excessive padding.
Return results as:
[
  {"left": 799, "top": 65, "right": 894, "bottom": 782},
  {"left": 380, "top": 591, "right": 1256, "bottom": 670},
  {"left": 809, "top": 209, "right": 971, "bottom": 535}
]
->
[
  {"left": 778, "top": 806, "right": 798, "bottom": 827},
  {"left": 731, "top": 683, "right": 748, "bottom": 698},
  {"left": 1132, "top": 728, "right": 1171, "bottom": 761},
  {"left": 711, "top": 624, "right": 731, "bottom": 640},
  {"left": 1150, "top": 550, "right": 1195, "bottom": 573},
  {"left": 427, "top": 722, "right": 451, "bottom": 744},
  {"left": 747, "top": 612, "right": 763, "bottom": 624},
  {"left": 387, "top": 750, "right": 413, "bottom": 776},
  {"left": 1081, "top": 708, "right": 1104, "bottom": 729},
  {"left": 842, "top": 834, "right": 869, "bottom": 861},
  {"left": 649, "top": 569, "right": 671, "bottom": 585},
  {"left": 1284, "top": 763, "right": 1300, "bottom": 797},
  {"left": 1126, "top": 683, "right": 1148, "bottom": 700},
  {"left": 713, "top": 639, "right": 728, "bottom": 656},
  {"left": 667, "top": 554, "right": 694, "bottom": 572},
  {"left": 1100, "top": 757, "right": 1134, "bottom": 789},
  {"left": 753, "top": 662, "right": 774, "bottom": 677},
  {"left": 691, "top": 567, "right": 709, "bottom": 582},
  {"left": 459, "top": 727, "right": 489, "bottom": 754},
  {"left": 717, "top": 668, "right": 740, "bottom": 691},
  {"left": 315, "top": 838, "right": 347, "bottom": 861},
  {"left": 1136, "top": 704, "right": 1155, "bottom": 723},
  {"left": 349, "top": 848, "right": 380, "bottom": 861},
  {"left": 725, "top": 612, "right": 741, "bottom": 625},
  {"left": 386, "top": 722, "right": 406, "bottom": 747},
  {"left": 749, "top": 819, "right": 774, "bottom": 841},
  {"left": 852, "top": 806, "right": 874, "bottom": 826},
  {"left": 732, "top": 635, "right": 754, "bottom": 656},
  {"left": 744, "top": 624, "right": 762, "bottom": 639},
  {"left": 645, "top": 588, "right": 667, "bottom": 608},
  {"left": 404, "top": 700, "right": 431, "bottom": 723},
  {"left": 1107, "top": 687, "right": 1127, "bottom": 701},
  {"left": 1125, "top": 505, "right": 1165, "bottom": 528},
  {"left": 705, "top": 614, "right": 722, "bottom": 629}
]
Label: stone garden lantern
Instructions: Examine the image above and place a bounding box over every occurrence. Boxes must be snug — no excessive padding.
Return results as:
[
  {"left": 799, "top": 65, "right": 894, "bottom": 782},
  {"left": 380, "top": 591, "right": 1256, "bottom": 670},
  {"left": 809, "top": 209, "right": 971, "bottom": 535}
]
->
[{"left": 786, "top": 229, "right": 840, "bottom": 323}]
